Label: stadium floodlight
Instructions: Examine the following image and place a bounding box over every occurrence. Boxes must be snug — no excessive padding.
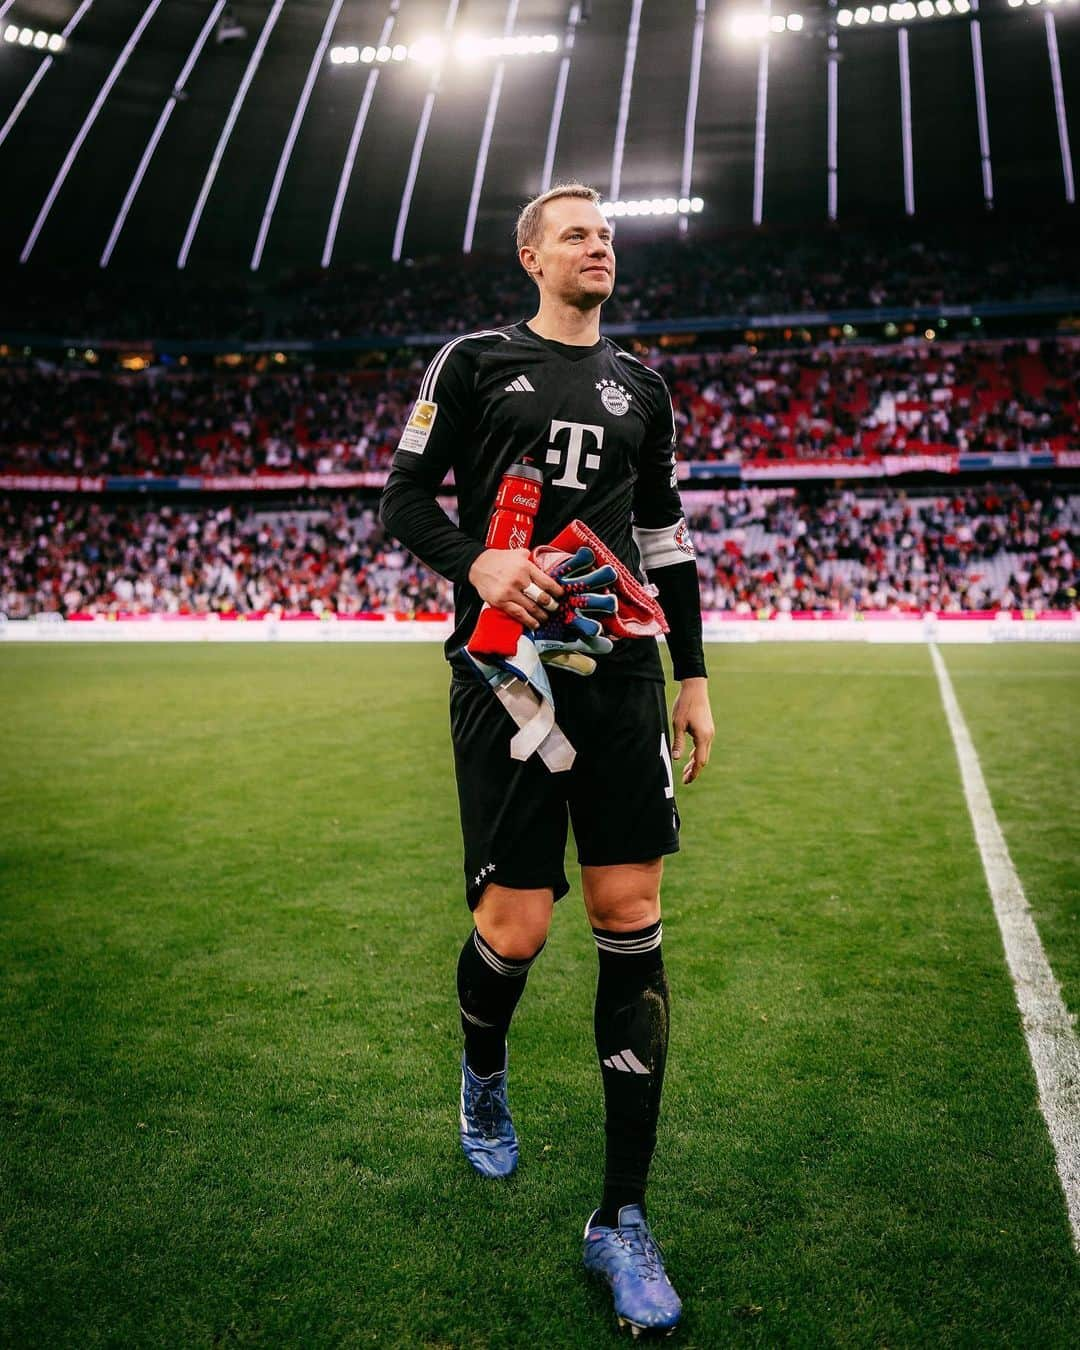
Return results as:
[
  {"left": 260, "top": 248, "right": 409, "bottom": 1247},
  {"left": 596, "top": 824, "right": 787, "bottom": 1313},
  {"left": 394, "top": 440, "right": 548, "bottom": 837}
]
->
[
  {"left": 787, "top": 13, "right": 804, "bottom": 28},
  {"left": 392, "top": 44, "right": 407, "bottom": 59},
  {"left": 600, "top": 196, "right": 702, "bottom": 216},
  {"left": 330, "top": 46, "right": 344, "bottom": 63},
  {"left": 360, "top": 45, "right": 376, "bottom": 62},
  {"left": 834, "top": 0, "right": 959, "bottom": 20},
  {"left": 47, "top": 33, "right": 64, "bottom": 51},
  {"left": 409, "top": 36, "right": 445, "bottom": 64},
  {"left": 32, "top": 29, "right": 47, "bottom": 47},
  {"left": 18, "top": 26, "right": 31, "bottom": 43},
  {"left": 730, "top": 13, "right": 771, "bottom": 38},
  {"left": 3, "top": 23, "right": 16, "bottom": 40},
  {"left": 770, "top": 14, "right": 786, "bottom": 30},
  {"left": 0, "top": 0, "right": 96, "bottom": 151}
]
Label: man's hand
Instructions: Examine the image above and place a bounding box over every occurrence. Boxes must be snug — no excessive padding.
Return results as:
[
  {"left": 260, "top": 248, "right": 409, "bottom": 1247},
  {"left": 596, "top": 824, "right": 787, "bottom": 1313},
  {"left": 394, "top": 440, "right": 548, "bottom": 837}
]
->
[
  {"left": 671, "top": 677, "right": 714, "bottom": 785},
  {"left": 468, "top": 548, "right": 563, "bottom": 629}
]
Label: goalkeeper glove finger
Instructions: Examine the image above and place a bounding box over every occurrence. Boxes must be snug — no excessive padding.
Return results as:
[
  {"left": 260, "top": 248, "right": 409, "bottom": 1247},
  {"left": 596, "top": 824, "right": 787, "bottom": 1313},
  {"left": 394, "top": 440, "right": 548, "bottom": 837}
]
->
[{"left": 541, "top": 651, "right": 598, "bottom": 677}]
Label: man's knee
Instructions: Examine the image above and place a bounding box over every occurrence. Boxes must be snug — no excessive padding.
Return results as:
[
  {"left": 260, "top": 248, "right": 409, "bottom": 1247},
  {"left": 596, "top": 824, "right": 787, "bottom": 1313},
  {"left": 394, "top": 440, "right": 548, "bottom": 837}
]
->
[
  {"left": 582, "top": 860, "right": 663, "bottom": 932},
  {"left": 474, "top": 884, "right": 554, "bottom": 959}
]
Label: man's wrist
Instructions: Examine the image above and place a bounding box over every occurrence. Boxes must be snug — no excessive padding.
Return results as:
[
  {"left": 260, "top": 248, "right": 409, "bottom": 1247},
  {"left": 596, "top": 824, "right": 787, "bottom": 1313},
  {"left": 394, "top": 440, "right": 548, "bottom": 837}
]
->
[{"left": 463, "top": 544, "right": 489, "bottom": 586}]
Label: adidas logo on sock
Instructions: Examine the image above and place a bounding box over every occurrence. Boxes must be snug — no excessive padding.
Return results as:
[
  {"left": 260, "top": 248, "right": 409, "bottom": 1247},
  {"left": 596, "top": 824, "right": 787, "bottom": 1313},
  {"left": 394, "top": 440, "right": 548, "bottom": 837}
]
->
[
  {"left": 602, "top": 1048, "right": 650, "bottom": 1075},
  {"left": 504, "top": 375, "right": 535, "bottom": 393}
]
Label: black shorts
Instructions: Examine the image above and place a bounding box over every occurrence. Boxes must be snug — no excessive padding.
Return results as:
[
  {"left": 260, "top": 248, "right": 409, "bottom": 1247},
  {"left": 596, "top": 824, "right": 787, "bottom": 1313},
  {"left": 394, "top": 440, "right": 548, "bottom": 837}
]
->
[{"left": 450, "top": 672, "right": 680, "bottom": 909}]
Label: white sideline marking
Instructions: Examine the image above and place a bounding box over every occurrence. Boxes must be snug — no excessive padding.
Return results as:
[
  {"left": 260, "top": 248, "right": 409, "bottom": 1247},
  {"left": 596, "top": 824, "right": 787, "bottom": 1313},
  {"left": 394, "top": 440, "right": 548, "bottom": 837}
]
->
[{"left": 930, "top": 643, "right": 1080, "bottom": 1253}]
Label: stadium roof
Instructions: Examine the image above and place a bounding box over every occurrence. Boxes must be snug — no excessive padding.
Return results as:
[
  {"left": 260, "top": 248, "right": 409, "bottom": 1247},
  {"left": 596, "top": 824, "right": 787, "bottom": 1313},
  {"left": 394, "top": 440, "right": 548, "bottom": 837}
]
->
[{"left": 1, "top": 0, "right": 1077, "bottom": 273}]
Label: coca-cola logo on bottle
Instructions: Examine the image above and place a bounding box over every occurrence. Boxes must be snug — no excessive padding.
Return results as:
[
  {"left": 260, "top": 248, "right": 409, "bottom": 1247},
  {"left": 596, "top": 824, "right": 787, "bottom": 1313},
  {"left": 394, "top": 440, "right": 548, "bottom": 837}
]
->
[{"left": 512, "top": 493, "right": 539, "bottom": 510}]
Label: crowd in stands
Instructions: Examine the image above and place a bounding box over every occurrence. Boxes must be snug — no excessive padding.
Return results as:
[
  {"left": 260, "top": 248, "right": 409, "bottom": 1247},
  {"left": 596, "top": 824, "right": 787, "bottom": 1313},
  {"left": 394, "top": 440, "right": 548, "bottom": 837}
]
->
[
  {"left": 688, "top": 485, "right": 1077, "bottom": 612},
  {"left": 2, "top": 339, "right": 1077, "bottom": 478},
  {"left": 0, "top": 497, "right": 442, "bottom": 619},
  {"left": 3, "top": 485, "right": 1075, "bottom": 619},
  {"left": 5, "top": 217, "right": 1078, "bottom": 341},
  {"left": 669, "top": 339, "right": 1080, "bottom": 463}
]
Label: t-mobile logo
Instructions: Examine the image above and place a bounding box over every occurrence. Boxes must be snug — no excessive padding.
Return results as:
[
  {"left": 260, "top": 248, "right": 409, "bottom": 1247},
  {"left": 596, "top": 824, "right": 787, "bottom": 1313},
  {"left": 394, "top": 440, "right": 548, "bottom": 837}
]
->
[{"left": 545, "top": 420, "right": 604, "bottom": 491}]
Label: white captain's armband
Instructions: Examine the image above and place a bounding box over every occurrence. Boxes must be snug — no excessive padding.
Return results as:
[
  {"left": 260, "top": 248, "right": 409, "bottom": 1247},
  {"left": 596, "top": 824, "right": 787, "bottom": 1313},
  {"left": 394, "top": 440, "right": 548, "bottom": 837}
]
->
[
  {"left": 633, "top": 518, "right": 696, "bottom": 570},
  {"left": 398, "top": 399, "right": 438, "bottom": 454}
]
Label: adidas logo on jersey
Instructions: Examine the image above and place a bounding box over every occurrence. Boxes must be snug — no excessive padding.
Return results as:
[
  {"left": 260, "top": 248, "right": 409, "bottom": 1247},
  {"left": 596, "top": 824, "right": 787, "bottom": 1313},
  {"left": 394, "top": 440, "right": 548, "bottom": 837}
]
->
[
  {"left": 504, "top": 375, "right": 535, "bottom": 393},
  {"left": 601, "top": 1049, "right": 650, "bottom": 1075}
]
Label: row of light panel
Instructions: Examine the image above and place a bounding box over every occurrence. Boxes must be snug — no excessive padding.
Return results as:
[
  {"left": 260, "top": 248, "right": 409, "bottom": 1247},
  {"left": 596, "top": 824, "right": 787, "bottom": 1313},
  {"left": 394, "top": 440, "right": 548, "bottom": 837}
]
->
[
  {"left": 2, "top": 24, "right": 65, "bottom": 50},
  {"left": 730, "top": 14, "right": 805, "bottom": 36},
  {"left": 329, "top": 34, "right": 560, "bottom": 67},
  {"left": 837, "top": 0, "right": 970, "bottom": 21},
  {"left": 731, "top": 0, "right": 976, "bottom": 32},
  {"left": 600, "top": 197, "right": 705, "bottom": 217},
  {"left": 330, "top": 43, "right": 406, "bottom": 64}
]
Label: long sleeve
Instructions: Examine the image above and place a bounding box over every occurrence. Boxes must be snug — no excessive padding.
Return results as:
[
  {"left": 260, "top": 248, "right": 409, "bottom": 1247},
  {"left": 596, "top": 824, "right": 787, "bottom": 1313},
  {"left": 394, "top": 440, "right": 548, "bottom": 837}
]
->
[
  {"left": 631, "top": 376, "right": 707, "bottom": 681},
  {"left": 379, "top": 342, "right": 487, "bottom": 585}
]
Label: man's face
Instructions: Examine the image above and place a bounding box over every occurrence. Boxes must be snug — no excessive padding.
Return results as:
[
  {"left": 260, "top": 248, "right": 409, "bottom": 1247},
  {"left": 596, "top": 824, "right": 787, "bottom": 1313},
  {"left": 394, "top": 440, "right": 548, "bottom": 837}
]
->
[{"left": 521, "top": 197, "right": 616, "bottom": 309}]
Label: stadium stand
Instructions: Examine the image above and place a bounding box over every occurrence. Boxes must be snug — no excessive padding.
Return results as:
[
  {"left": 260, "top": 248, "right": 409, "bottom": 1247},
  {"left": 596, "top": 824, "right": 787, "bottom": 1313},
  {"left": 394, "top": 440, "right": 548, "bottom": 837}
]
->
[
  {"left": 2, "top": 339, "right": 1077, "bottom": 478},
  {"left": 3, "top": 485, "right": 1075, "bottom": 620},
  {"left": 3, "top": 218, "right": 1078, "bottom": 624}
]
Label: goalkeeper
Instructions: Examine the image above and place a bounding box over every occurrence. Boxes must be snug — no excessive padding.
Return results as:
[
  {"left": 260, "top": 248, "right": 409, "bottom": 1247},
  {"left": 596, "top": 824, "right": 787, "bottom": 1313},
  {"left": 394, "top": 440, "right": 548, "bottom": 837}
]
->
[{"left": 380, "top": 183, "right": 714, "bottom": 1338}]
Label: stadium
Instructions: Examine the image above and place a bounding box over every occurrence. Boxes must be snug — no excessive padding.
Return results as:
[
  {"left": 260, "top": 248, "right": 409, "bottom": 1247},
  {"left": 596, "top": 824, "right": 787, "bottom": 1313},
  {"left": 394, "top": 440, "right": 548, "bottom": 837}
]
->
[{"left": 1, "top": 1, "right": 1078, "bottom": 1345}]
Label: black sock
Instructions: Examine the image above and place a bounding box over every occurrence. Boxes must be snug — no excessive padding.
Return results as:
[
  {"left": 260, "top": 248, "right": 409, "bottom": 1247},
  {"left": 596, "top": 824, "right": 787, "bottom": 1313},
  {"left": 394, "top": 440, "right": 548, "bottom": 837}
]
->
[
  {"left": 457, "top": 929, "right": 543, "bottom": 1078},
  {"left": 592, "top": 918, "right": 669, "bottom": 1228}
]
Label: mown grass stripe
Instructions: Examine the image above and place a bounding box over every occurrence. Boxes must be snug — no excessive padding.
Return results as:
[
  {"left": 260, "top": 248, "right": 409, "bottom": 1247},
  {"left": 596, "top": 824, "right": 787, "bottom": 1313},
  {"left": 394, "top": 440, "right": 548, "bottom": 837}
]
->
[{"left": 931, "top": 642, "right": 1080, "bottom": 1253}]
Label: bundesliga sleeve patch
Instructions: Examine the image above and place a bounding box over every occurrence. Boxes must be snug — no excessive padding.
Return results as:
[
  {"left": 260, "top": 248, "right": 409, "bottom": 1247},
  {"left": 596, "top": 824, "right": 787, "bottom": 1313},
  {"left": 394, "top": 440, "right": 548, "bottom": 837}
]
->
[{"left": 398, "top": 399, "right": 438, "bottom": 454}]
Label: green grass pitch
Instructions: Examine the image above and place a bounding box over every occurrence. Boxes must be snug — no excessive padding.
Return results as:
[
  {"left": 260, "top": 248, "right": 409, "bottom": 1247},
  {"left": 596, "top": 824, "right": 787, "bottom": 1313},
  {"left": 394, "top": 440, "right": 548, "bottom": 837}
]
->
[{"left": 1, "top": 642, "right": 1078, "bottom": 1348}]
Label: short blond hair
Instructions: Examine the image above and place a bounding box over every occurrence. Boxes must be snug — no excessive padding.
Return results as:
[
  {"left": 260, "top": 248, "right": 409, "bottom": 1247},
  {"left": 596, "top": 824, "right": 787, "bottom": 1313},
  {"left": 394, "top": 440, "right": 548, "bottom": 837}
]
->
[{"left": 515, "top": 183, "right": 602, "bottom": 252}]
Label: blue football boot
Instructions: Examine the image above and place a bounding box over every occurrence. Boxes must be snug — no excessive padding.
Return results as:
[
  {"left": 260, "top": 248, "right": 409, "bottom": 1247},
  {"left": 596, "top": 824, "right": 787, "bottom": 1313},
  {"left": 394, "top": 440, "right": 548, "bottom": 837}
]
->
[
  {"left": 458, "top": 1054, "right": 518, "bottom": 1178},
  {"left": 583, "top": 1205, "right": 683, "bottom": 1337}
]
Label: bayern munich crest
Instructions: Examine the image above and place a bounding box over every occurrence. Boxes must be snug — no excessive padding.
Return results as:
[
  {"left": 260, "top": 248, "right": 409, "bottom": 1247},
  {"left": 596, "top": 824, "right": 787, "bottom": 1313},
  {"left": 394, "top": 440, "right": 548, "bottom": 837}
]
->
[{"left": 596, "top": 378, "right": 631, "bottom": 416}]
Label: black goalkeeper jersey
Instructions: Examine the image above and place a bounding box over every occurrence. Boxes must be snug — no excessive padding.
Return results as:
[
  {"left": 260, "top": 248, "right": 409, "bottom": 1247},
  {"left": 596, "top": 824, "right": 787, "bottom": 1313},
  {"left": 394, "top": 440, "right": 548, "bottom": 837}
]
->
[{"left": 380, "top": 321, "right": 705, "bottom": 683}]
